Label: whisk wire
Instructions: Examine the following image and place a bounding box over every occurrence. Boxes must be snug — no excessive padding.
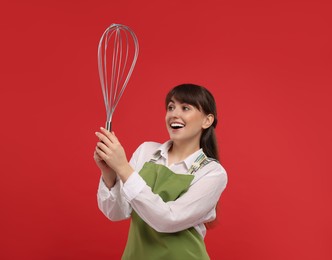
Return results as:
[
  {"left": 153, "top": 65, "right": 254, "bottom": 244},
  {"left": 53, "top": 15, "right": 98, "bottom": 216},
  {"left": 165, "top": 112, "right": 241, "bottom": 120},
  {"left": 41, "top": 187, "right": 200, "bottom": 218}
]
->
[
  {"left": 113, "top": 29, "right": 122, "bottom": 113},
  {"left": 98, "top": 24, "right": 139, "bottom": 130}
]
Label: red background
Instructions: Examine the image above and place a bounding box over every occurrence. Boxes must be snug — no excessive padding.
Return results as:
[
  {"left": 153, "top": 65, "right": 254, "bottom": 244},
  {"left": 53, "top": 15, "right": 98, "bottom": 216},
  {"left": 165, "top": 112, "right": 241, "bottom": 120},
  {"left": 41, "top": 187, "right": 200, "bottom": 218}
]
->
[{"left": 1, "top": 0, "right": 331, "bottom": 259}]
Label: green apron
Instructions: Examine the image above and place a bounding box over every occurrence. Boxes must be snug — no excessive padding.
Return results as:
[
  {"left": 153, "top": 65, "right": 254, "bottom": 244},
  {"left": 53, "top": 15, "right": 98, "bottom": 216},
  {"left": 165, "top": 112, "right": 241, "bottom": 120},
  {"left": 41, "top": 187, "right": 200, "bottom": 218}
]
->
[{"left": 122, "top": 154, "right": 211, "bottom": 260}]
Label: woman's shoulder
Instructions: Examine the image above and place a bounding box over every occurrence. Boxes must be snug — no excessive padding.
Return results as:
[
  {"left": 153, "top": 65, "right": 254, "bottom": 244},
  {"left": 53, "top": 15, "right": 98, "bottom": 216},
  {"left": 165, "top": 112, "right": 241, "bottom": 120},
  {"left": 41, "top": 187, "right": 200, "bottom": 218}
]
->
[
  {"left": 206, "top": 159, "right": 227, "bottom": 174},
  {"left": 199, "top": 159, "right": 228, "bottom": 183},
  {"left": 191, "top": 159, "right": 228, "bottom": 190}
]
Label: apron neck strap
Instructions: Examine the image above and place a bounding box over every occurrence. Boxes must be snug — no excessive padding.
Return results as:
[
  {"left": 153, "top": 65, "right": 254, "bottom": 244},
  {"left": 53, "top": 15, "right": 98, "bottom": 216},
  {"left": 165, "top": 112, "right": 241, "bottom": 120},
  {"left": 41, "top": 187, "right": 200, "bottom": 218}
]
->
[{"left": 188, "top": 152, "right": 208, "bottom": 174}]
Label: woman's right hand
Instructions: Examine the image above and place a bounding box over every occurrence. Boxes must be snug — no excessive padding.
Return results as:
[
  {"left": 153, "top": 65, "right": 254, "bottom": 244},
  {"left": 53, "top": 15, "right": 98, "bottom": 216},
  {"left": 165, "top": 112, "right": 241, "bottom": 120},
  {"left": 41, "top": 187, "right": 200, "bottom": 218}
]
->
[{"left": 94, "top": 148, "right": 117, "bottom": 189}]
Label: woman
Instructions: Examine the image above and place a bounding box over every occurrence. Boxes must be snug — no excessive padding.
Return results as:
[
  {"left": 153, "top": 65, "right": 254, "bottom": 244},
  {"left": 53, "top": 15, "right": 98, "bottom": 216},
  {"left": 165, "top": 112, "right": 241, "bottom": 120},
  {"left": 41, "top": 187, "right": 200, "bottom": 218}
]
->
[{"left": 94, "top": 84, "right": 228, "bottom": 259}]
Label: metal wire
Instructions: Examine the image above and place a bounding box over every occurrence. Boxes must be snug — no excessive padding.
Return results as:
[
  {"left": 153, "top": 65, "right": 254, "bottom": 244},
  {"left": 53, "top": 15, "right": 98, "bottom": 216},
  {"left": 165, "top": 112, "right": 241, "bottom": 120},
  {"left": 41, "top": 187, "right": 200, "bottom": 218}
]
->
[{"left": 98, "top": 24, "right": 139, "bottom": 131}]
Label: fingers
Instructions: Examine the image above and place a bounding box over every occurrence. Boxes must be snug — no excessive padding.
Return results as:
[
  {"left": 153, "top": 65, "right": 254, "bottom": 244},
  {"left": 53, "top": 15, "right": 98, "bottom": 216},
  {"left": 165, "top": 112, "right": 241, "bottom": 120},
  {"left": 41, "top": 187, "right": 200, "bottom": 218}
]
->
[
  {"left": 96, "top": 140, "right": 108, "bottom": 150},
  {"left": 94, "top": 149, "right": 103, "bottom": 161},
  {"left": 99, "top": 127, "right": 120, "bottom": 144},
  {"left": 95, "top": 144, "right": 108, "bottom": 160},
  {"left": 95, "top": 132, "right": 112, "bottom": 147}
]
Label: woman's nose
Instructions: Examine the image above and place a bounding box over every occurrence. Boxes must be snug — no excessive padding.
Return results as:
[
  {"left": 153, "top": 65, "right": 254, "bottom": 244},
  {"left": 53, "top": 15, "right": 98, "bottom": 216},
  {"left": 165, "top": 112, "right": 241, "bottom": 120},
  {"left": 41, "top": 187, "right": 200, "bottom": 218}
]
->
[{"left": 170, "top": 108, "right": 181, "bottom": 117}]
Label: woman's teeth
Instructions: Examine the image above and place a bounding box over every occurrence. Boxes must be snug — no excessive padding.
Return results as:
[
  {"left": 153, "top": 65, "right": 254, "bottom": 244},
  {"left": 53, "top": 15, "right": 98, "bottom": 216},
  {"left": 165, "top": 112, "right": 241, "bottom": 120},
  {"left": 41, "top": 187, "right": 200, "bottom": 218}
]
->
[{"left": 171, "top": 123, "right": 185, "bottom": 129}]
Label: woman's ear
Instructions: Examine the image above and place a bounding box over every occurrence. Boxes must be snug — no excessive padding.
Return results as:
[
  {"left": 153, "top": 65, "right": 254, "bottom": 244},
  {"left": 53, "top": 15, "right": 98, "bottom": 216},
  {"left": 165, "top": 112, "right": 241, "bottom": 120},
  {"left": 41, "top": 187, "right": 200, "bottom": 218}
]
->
[{"left": 202, "top": 114, "right": 214, "bottom": 129}]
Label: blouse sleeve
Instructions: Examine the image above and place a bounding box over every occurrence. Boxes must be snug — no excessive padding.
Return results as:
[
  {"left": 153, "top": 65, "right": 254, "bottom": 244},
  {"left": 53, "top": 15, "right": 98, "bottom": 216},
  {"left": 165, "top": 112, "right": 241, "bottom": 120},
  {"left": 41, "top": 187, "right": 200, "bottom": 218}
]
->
[
  {"left": 122, "top": 162, "right": 228, "bottom": 233},
  {"left": 97, "top": 176, "right": 132, "bottom": 221}
]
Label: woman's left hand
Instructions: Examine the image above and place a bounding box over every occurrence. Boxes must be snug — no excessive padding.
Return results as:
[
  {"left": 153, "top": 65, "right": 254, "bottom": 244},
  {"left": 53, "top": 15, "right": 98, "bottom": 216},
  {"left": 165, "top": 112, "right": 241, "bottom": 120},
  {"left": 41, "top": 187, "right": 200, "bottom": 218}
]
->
[{"left": 95, "top": 127, "right": 134, "bottom": 182}]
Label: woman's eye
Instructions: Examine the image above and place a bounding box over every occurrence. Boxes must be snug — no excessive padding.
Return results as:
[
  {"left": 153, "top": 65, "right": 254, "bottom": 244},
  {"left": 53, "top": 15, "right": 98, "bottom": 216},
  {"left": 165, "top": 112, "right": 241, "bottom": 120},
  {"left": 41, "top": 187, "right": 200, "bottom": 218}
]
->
[
  {"left": 183, "top": 106, "right": 190, "bottom": 111},
  {"left": 167, "top": 105, "right": 175, "bottom": 111}
]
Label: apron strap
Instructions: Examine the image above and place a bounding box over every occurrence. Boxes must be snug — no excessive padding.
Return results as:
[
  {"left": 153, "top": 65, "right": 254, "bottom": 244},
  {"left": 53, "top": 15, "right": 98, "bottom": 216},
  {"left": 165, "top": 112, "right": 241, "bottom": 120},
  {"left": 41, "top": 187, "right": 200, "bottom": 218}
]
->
[{"left": 188, "top": 152, "right": 215, "bottom": 174}]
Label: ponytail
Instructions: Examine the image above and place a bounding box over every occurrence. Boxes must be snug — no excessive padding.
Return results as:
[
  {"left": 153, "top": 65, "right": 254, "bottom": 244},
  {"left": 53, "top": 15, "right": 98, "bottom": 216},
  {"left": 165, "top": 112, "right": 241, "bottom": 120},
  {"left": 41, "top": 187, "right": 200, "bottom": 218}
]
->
[{"left": 201, "top": 117, "right": 219, "bottom": 161}]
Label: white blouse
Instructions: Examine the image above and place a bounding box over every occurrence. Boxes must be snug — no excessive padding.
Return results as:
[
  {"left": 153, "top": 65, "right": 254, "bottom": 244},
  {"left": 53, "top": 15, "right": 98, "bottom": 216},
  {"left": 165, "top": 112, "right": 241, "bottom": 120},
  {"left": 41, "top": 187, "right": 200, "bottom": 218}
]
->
[{"left": 97, "top": 141, "right": 228, "bottom": 238}]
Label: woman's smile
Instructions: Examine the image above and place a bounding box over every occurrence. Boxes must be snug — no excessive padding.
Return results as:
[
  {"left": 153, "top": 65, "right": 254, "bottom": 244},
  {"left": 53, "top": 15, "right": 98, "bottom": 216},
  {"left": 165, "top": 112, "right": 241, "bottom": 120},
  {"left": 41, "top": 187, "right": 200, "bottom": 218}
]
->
[{"left": 170, "top": 122, "right": 185, "bottom": 129}]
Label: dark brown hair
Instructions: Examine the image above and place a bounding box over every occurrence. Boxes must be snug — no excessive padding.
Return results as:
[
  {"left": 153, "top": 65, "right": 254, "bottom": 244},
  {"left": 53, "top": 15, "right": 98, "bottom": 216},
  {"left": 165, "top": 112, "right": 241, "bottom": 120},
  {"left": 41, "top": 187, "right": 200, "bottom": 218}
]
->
[{"left": 165, "top": 83, "right": 219, "bottom": 160}]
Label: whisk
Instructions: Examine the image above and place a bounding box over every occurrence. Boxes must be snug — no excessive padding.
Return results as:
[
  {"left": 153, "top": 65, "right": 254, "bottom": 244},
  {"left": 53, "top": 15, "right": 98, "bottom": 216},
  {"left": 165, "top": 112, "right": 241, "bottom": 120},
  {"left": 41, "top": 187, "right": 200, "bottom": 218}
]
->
[{"left": 98, "top": 23, "right": 139, "bottom": 131}]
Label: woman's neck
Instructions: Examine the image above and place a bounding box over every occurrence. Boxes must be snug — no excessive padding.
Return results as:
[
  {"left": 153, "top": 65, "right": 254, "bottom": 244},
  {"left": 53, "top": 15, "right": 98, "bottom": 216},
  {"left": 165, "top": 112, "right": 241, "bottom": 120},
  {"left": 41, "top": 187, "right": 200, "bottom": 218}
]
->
[{"left": 168, "top": 140, "right": 200, "bottom": 165}]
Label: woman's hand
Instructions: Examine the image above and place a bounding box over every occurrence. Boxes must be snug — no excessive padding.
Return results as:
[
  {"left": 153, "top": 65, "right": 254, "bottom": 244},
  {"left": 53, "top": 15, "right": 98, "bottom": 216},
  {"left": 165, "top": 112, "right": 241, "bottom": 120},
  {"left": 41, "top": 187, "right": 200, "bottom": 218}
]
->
[
  {"left": 95, "top": 127, "right": 134, "bottom": 182},
  {"left": 93, "top": 149, "right": 116, "bottom": 189}
]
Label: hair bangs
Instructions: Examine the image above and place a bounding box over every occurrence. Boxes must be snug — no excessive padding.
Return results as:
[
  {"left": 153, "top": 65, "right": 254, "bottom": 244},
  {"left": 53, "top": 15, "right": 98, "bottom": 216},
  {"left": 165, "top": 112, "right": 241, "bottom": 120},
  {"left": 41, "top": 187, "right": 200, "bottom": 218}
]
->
[{"left": 165, "top": 84, "right": 203, "bottom": 111}]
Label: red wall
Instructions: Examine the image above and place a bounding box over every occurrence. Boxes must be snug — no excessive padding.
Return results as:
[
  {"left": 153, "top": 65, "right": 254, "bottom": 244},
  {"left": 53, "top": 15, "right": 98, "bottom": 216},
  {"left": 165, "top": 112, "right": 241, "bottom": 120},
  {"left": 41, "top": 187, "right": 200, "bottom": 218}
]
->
[{"left": 1, "top": 0, "right": 331, "bottom": 259}]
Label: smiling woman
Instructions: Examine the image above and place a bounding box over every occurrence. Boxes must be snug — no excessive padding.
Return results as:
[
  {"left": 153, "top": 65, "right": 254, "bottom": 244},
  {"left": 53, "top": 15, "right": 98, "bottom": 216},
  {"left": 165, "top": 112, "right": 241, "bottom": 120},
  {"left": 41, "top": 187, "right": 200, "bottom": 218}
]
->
[
  {"left": 94, "top": 83, "right": 228, "bottom": 259},
  {"left": 165, "top": 84, "right": 219, "bottom": 163}
]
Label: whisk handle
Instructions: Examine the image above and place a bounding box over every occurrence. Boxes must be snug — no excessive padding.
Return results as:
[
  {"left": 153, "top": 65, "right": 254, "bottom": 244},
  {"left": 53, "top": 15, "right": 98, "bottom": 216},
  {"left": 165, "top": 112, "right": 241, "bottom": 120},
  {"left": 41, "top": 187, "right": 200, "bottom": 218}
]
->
[{"left": 105, "top": 121, "right": 112, "bottom": 132}]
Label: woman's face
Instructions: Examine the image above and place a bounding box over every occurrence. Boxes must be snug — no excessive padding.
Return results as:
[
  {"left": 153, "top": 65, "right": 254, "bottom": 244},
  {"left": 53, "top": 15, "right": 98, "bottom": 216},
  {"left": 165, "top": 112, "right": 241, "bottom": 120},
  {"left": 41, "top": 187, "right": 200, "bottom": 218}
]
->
[{"left": 165, "top": 98, "right": 212, "bottom": 145}]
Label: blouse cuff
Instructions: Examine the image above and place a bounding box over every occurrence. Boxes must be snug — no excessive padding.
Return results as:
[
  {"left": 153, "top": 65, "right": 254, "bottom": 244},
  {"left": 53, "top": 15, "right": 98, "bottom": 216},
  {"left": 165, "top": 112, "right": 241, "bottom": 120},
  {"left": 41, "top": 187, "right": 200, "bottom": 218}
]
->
[
  {"left": 122, "top": 171, "right": 146, "bottom": 202},
  {"left": 97, "top": 176, "right": 120, "bottom": 201}
]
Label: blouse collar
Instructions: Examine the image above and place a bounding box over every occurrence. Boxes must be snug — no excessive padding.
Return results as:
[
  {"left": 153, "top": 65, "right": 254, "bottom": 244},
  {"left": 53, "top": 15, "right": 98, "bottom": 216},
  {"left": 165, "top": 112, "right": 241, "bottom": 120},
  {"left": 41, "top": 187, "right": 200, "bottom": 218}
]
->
[{"left": 153, "top": 140, "right": 204, "bottom": 170}]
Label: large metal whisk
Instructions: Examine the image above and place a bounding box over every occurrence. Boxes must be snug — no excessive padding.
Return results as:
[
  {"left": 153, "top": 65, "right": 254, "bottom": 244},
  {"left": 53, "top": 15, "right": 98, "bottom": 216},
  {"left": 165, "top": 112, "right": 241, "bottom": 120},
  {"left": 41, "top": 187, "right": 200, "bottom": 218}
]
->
[{"left": 98, "top": 24, "right": 139, "bottom": 131}]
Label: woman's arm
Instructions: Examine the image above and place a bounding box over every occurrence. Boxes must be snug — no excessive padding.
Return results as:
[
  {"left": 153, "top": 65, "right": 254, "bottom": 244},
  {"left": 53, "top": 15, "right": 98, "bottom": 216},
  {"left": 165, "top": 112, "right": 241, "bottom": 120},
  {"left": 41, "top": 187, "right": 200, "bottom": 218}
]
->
[
  {"left": 123, "top": 163, "right": 228, "bottom": 233},
  {"left": 95, "top": 130, "right": 147, "bottom": 221}
]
